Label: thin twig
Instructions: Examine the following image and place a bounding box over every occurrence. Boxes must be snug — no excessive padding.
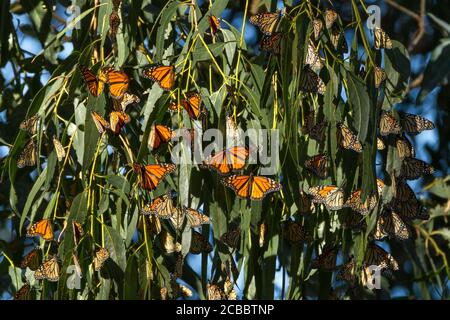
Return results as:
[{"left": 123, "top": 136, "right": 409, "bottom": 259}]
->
[{"left": 384, "top": 0, "right": 420, "bottom": 20}]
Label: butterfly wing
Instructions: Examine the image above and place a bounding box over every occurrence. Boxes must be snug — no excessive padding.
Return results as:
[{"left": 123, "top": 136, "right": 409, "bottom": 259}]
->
[
  {"left": 185, "top": 207, "right": 210, "bottom": 228},
  {"left": 209, "top": 15, "right": 220, "bottom": 35},
  {"left": 120, "top": 92, "right": 140, "bottom": 111},
  {"left": 149, "top": 125, "right": 174, "bottom": 150},
  {"left": 249, "top": 12, "right": 280, "bottom": 35},
  {"left": 203, "top": 146, "right": 249, "bottom": 175},
  {"left": 374, "top": 27, "right": 392, "bottom": 49},
  {"left": 190, "top": 231, "right": 212, "bottom": 254},
  {"left": 142, "top": 64, "right": 175, "bottom": 90},
  {"left": 374, "top": 66, "right": 387, "bottom": 88},
  {"left": 14, "top": 283, "right": 31, "bottom": 300},
  {"left": 20, "top": 248, "right": 40, "bottom": 271},
  {"left": 260, "top": 32, "right": 282, "bottom": 54},
  {"left": 104, "top": 68, "right": 129, "bottom": 99},
  {"left": 79, "top": 64, "right": 105, "bottom": 97},
  {"left": 181, "top": 92, "right": 204, "bottom": 119},
  {"left": 379, "top": 111, "right": 401, "bottom": 136},
  {"left": 20, "top": 115, "right": 39, "bottom": 135},
  {"left": 94, "top": 247, "right": 110, "bottom": 271},
  {"left": 91, "top": 111, "right": 110, "bottom": 134},
  {"left": 337, "top": 123, "right": 362, "bottom": 152},
  {"left": 305, "top": 154, "right": 329, "bottom": 179},
  {"left": 221, "top": 174, "right": 251, "bottom": 199},
  {"left": 35, "top": 255, "right": 60, "bottom": 281},
  {"left": 53, "top": 136, "right": 66, "bottom": 162},
  {"left": 26, "top": 219, "right": 54, "bottom": 241},
  {"left": 141, "top": 194, "right": 174, "bottom": 219},
  {"left": 109, "top": 111, "right": 130, "bottom": 135},
  {"left": 399, "top": 112, "right": 435, "bottom": 135},
  {"left": 17, "top": 139, "right": 37, "bottom": 168},
  {"left": 400, "top": 157, "right": 434, "bottom": 180},
  {"left": 133, "top": 163, "right": 176, "bottom": 191},
  {"left": 250, "top": 176, "right": 282, "bottom": 201}
]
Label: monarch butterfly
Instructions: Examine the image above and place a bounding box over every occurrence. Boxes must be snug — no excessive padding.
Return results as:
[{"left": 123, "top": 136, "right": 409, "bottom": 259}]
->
[
  {"left": 72, "top": 221, "right": 84, "bottom": 246},
  {"left": 109, "top": 111, "right": 130, "bottom": 135},
  {"left": 298, "top": 191, "right": 312, "bottom": 214},
  {"left": 344, "top": 190, "right": 377, "bottom": 215},
  {"left": 399, "top": 112, "right": 435, "bottom": 135},
  {"left": 202, "top": 146, "right": 249, "bottom": 175},
  {"left": 93, "top": 247, "right": 109, "bottom": 271},
  {"left": 103, "top": 67, "right": 129, "bottom": 99},
  {"left": 34, "top": 255, "right": 60, "bottom": 282},
  {"left": 132, "top": 162, "right": 176, "bottom": 191},
  {"left": 224, "top": 278, "right": 236, "bottom": 299},
  {"left": 374, "top": 66, "right": 386, "bottom": 88},
  {"left": 91, "top": 111, "right": 110, "bottom": 134},
  {"left": 392, "top": 178, "right": 416, "bottom": 201},
  {"left": 220, "top": 227, "right": 241, "bottom": 248},
  {"left": 282, "top": 220, "right": 309, "bottom": 243},
  {"left": 389, "top": 199, "right": 430, "bottom": 220},
  {"left": 221, "top": 174, "right": 282, "bottom": 201},
  {"left": 324, "top": 9, "right": 338, "bottom": 29},
  {"left": 14, "top": 283, "right": 31, "bottom": 300},
  {"left": 309, "top": 121, "right": 328, "bottom": 142},
  {"left": 336, "top": 123, "right": 363, "bottom": 153},
  {"left": 160, "top": 230, "right": 182, "bottom": 253},
  {"left": 305, "top": 41, "right": 324, "bottom": 70},
  {"left": 376, "top": 136, "right": 386, "bottom": 150},
  {"left": 142, "top": 64, "right": 175, "bottom": 91},
  {"left": 311, "top": 247, "right": 337, "bottom": 270},
  {"left": 207, "top": 283, "right": 226, "bottom": 300},
  {"left": 302, "top": 108, "right": 315, "bottom": 135},
  {"left": 395, "top": 135, "right": 415, "bottom": 159},
  {"left": 116, "top": 92, "right": 140, "bottom": 111},
  {"left": 141, "top": 193, "right": 175, "bottom": 218},
  {"left": 53, "top": 136, "right": 66, "bottom": 162},
  {"left": 249, "top": 11, "right": 281, "bottom": 35},
  {"left": 374, "top": 27, "right": 393, "bottom": 49},
  {"left": 17, "top": 139, "right": 37, "bottom": 168},
  {"left": 160, "top": 287, "right": 168, "bottom": 300},
  {"left": 174, "top": 252, "right": 184, "bottom": 278},
  {"left": 20, "top": 248, "right": 40, "bottom": 271},
  {"left": 184, "top": 207, "right": 210, "bottom": 228},
  {"left": 379, "top": 110, "right": 401, "bottom": 136},
  {"left": 169, "top": 92, "right": 206, "bottom": 120},
  {"left": 311, "top": 18, "right": 323, "bottom": 40},
  {"left": 109, "top": 9, "right": 120, "bottom": 39},
  {"left": 260, "top": 32, "right": 283, "bottom": 54},
  {"left": 209, "top": 15, "right": 220, "bottom": 35},
  {"left": 169, "top": 206, "right": 185, "bottom": 231},
  {"left": 305, "top": 153, "right": 329, "bottom": 179},
  {"left": 399, "top": 157, "right": 434, "bottom": 180},
  {"left": 336, "top": 257, "right": 356, "bottom": 283},
  {"left": 374, "top": 207, "right": 410, "bottom": 241},
  {"left": 149, "top": 125, "right": 174, "bottom": 150},
  {"left": 190, "top": 231, "right": 213, "bottom": 254},
  {"left": 342, "top": 211, "right": 366, "bottom": 231},
  {"left": 300, "top": 65, "right": 326, "bottom": 95},
  {"left": 79, "top": 64, "right": 109, "bottom": 97},
  {"left": 376, "top": 178, "right": 385, "bottom": 195},
  {"left": 308, "top": 185, "right": 344, "bottom": 211},
  {"left": 364, "top": 243, "right": 399, "bottom": 271},
  {"left": 20, "top": 115, "right": 39, "bottom": 135},
  {"left": 178, "top": 284, "right": 193, "bottom": 298},
  {"left": 259, "top": 223, "right": 266, "bottom": 248},
  {"left": 26, "top": 219, "right": 54, "bottom": 241},
  {"left": 329, "top": 24, "right": 347, "bottom": 53}
]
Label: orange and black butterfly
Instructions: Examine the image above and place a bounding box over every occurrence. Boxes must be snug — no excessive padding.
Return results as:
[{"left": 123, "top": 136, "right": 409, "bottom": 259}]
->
[
  {"left": 395, "top": 134, "right": 415, "bottom": 159},
  {"left": 170, "top": 92, "right": 206, "bottom": 120},
  {"left": 399, "top": 112, "right": 435, "bottom": 135},
  {"left": 117, "top": 92, "right": 140, "bottom": 111},
  {"left": 373, "top": 206, "right": 410, "bottom": 241},
  {"left": 103, "top": 67, "right": 129, "bottom": 99},
  {"left": 374, "top": 66, "right": 386, "bottom": 88},
  {"left": 311, "top": 18, "right": 323, "bottom": 40},
  {"left": 282, "top": 220, "right": 309, "bottom": 243},
  {"left": 209, "top": 15, "right": 220, "bottom": 35},
  {"left": 149, "top": 125, "right": 174, "bottom": 150},
  {"left": 34, "top": 255, "right": 60, "bottom": 282},
  {"left": 220, "top": 227, "right": 241, "bottom": 248},
  {"left": 298, "top": 191, "right": 312, "bottom": 214},
  {"left": 249, "top": 11, "right": 282, "bottom": 35},
  {"left": 190, "top": 231, "right": 213, "bottom": 254},
  {"left": 379, "top": 111, "right": 401, "bottom": 136},
  {"left": 109, "top": 10, "right": 121, "bottom": 39},
  {"left": 300, "top": 65, "right": 326, "bottom": 95},
  {"left": 221, "top": 174, "right": 282, "bottom": 201},
  {"left": 142, "top": 64, "right": 175, "bottom": 91},
  {"left": 389, "top": 199, "right": 429, "bottom": 221},
  {"left": 207, "top": 283, "right": 226, "bottom": 300},
  {"left": 20, "top": 115, "right": 39, "bottom": 135},
  {"left": 141, "top": 193, "right": 175, "bottom": 218},
  {"left": 336, "top": 257, "right": 356, "bottom": 283},
  {"left": 311, "top": 247, "right": 337, "bottom": 270},
  {"left": 364, "top": 243, "right": 399, "bottom": 271},
  {"left": 344, "top": 189, "right": 377, "bottom": 215},
  {"left": 324, "top": 9, "right": 338, "bottom": 29},
  {"left": 17, "top": 139, "right": 37, "bottom": 168},
  {"left": 91, "top": 111, "right": 110, "bottom": 134},
  {"left": 336, "top": 123, "right": 362, "bottom": 153},
  {"left": 399, "top": 157, "right": 434, "bottom": 180},
  {"left": 374, "top": 27, "right": 393, "bottom": 49},
  {"left": 305, "top": 153, "right": 329, "bottom": 179},
  {"left": 26, "top": 219, "right": 54, "bottom": 241},
  {"left": 109, "top": 111, "right": 130, "bottom": 135},
  {"left": 79, "top": 64, "right": 107, "bottom": 97},
  {"left": 308, "top": 185, "right": 344, "bottom": 211},
  {"left": 20, "top": 248, "right": 40, "bottom": 271},
  {"left": 184, "top": 207, "right": 210, "bottom": 228},
  {"left": 14, "top": 282, "right": 31, "bottom": 300},
  {"left": 260, "top": 32, "right": 282, "bottom": 54},
  {"left": 133, "top": 162, "right": 176, "bottom": 191},
  {"left": 202, "top": 146, "right": 249, "bottom": 175},
  {"left": 309, "top": 121, "right": 328, "bottom": 142},
  {"left": 93, "top": 247, "right": 110, "bottom": 271}
]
